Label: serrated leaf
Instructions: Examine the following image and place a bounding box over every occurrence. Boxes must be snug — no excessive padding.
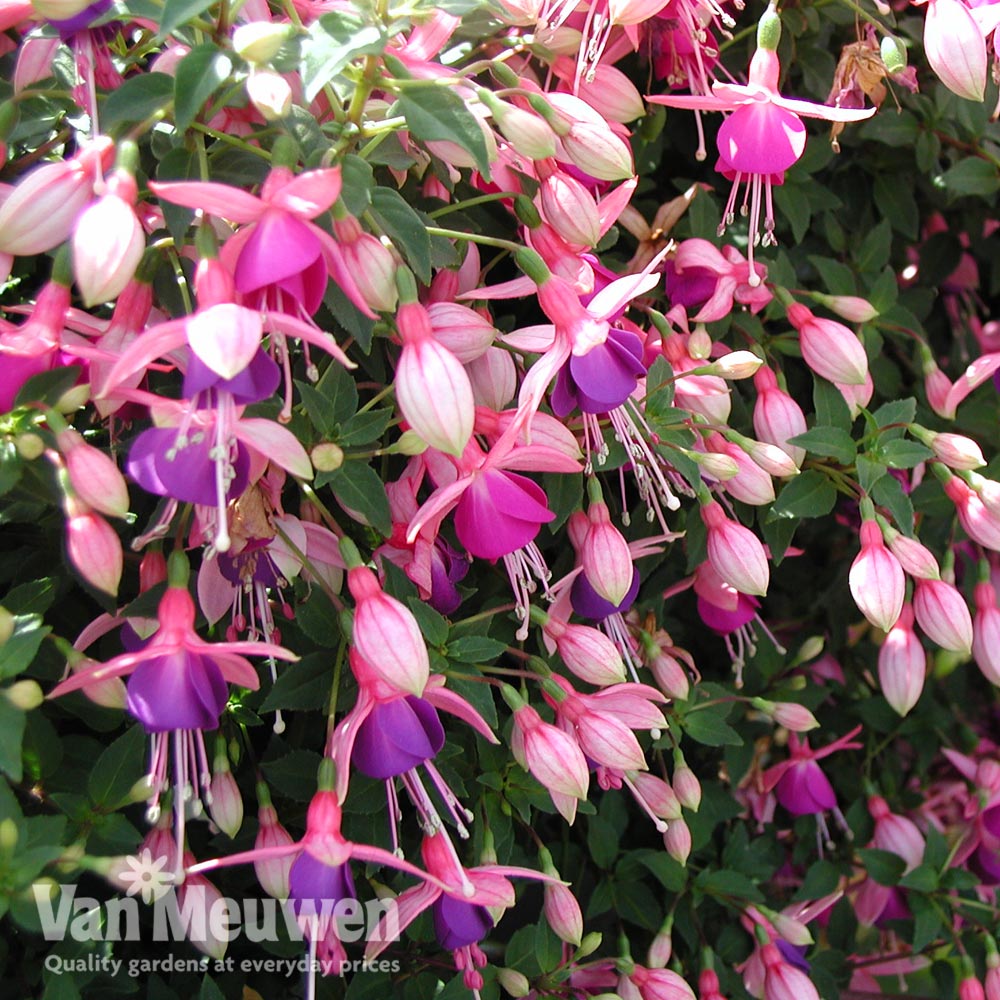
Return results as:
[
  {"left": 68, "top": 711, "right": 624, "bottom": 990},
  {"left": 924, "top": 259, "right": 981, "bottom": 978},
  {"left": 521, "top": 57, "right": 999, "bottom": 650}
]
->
[
  {"left": 323, "top": 462, "right": 391, "bottom": 535},
  {"left": 368, "top": 187, "right": 432, "bottom": 283},
  {"left": 879, "top": 438, "right": 933, "bottom": 469},
  {"left": 87, "top": 725, "right": 145, "bottom": 808},
  {"left": 300, "top": 12, "right": 387, "bottom": 102},
  {"left": 644, "top": 356, "right": 675, "bottom": 417},
  {"left": 339, "top": 155, "right": 374, "bottom": 216},
  {"left": 338, "top": 409, "right": 393, "bottom": 446},
  {"left": 856, "top": 455, "right": 887, "bottom": 494},
  {"left": 788, "top": 426, "right": 856, "bottom": 465},
  {"left": 771, "top": 470, "right": 837, "bottom": 519},
  {"left": 296, "top": 380, "right": 338, "bottom": 436},
  {"left": 406, "top": 597, "right": 448, "bottom": 646},
  {"left": 174, "top": 45, "right": 232, "bottom": 132},
  {"left": 396, "top": 88, "right": 491, "bottom": 177},
  {"left": 873, "top": 397, "right": 916, "bottom": 429},
  {"left": 446, "top": 635, "right": 507, "bottom": 663}
]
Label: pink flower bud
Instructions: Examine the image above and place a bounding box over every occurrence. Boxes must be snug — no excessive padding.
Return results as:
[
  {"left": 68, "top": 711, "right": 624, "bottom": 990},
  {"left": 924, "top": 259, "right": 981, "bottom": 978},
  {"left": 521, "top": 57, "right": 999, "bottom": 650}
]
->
[
  {"left": 493, "top": 103, "right": 559, "bottom": 159},
  {"left": 0, "top": 137, "right": 112, "bottom": 256},
  {"left": 175, "top": 857, "right": 230, "bottom": 960},
  {"left": 208, "top": 750, "right": 243, "bottom": 839},
  {"left": 632, "top": 771, "right": 682, "bottom": 820},
  {"left": 986, "top": 966, "right": 1000, "bottom": 1000},
  {"left": 708, "top": 436, "right": 775, "bottom": 506},
  {"left": 849, "top": 520, "right": 904, "bottom": 632},
  {"left": 834, "top": 369, "right": 874, "bottom": 418},
  {"left": 395, "top": 302, "right": 474, "bottom": 457},
  {"left": 886, "top": 533, "right": 940, "bottom": 580},
  {"left": 468, "top": 348, "right": 516, "bottom": 410},
  {"left": 787, "top": 304, "right": 868, "bottom": 386},
  {"left": 544, "top": 617, "right": 627, "bottom": 686},
  {"left": 701, "top": 501, "right": 770, "bottom": 597},
  {"left": 672, "top": 764, "right": 702, "bottom": 811},
  {"left": 663, "top": 816, "right": 692, "bottom": 865},
  {"left": 582, "top": 498, "right": 634, "bottom": 606},
  {"left": 557, "top": 113, "right": 635, "bottom": 182},
  {"left": 878, "top": 604, "right": 926, "bottom": 716},
  {"left": 924, "top": 0, "right": 987, "bottom": 102},
  {"left": 57, "top": 428, "right": 130, "bottom": 518},
  {"left": 648, "top": 648, "right": 691, "bottom": 701},
  {"left": 769, "top": 702, "right": 820, "bottom": 732},
  {"left": 811, "top": 293, "right": 879, "bottom": 323},
  {"left": 969, "top": 473, "right": 1000, "bottom": 519},
  {"left": 761, "top": 943, "right": 820, "bottom": 1000},
  {"left": 246, "top": 69, "right": 292, "bottom": 121},
  {"left": 537, "top": 171, "right": 600, "bottom": 247},
  {"left": 742, "top": 437, "right": 800, "bottom": 478},
  {"left": 570, "top": 61, "right": 645, "bottom": 123},
  {"left": 69, "top": 653, "right": 127, "bottom": 709},
  {"left": 973, "top": 582, "right": 1000, "bottom": 686},
  {"left": 544, "top": 881, "right": 583, "bottom": 946},
  {"left": 511, "top": 702, "right": 590, "bottom": 802},
  {"left": 710, "top": 350, "right": 764, "bottom": 380},
  {"left": 753, "top": 368, "right": 807, "bottom": 467},
  {"left": 869, "top": 795, "right": 925, "bottom": 869},
  {"left": 65, "top": 500, "right": 123, "bottom": 597},
  {"left": 946, "top": 476, "right": 1000, "bottom": 551},
  {"left": 924, "top": 363, "right": 953, "bottom": 417},
  {"left": 254, "top": 802, "right": 295, "bottom": 899},
  {"left": 427, "top": 302, "right": 497, "bottom": 364},
  {"left": 928, "top": 431, "right": 987, "bottom": 470},
  {"left": 348, "top": 565, "right": 429, "bottom": 696},
  {"left": 630, "top": 965, "right": 697, "bottom": 1000},
  {"left": 334, "top": 217, "right": 398, "bottom": 313},
  {"left": 647, "top": 924, "right": 673, "bottom": 969},
  {"left": 960, "top": 977, "right": 987, "bottom": 1000},
  {"left": 698, "top": 968, "right": 725, "bottom": 1000},
  {"left": 913, "top": 577, "right": 973, "bottom": 654},
  {"left": 71, "top": 172, "right": 145, "bottom": 306}
]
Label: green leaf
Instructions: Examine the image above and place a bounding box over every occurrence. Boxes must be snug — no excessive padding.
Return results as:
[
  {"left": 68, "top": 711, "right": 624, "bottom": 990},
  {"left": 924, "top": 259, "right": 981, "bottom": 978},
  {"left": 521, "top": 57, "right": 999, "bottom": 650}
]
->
[
  {"left": 787, "top": 426, "right": 856, "bottom": 465},
  {"left": 294, "top": 590, "right": 341, "bottom": 647},
  {"left": 813, "top": 377, "right": 853, "bottom": 432},
  {"left": 773, "top": 183, "right": 811, "bottom": 244},
  {"left": 856, "top": 218, "right": 892, "bottom": 273},
  {"left": 396, "top": 87, "right": 492, "bottom": 177},
  {"left": 296, "top": 380, "right": 338, "bottom": 436},
  {"left": 101, "top": 73, "right": 174, "bottom": 131},
  {"left": 695, "top": 868, "right": 765, "bottom": 904},
  {"left": 406, "top": 598, "right": 448, "bottom": 646},
  {"left": 872, "top": 397, "right": 916, "bottom": 428},
  {"left": 873, "top": 172, "right": 919, "bottom": 239},
  {"left": 300, "top": 11, "right": 387, "bottom": 102},
  {"left": 898, "top": 864, "right": 938, "bottom": 892},
  {"left": 793, "top": 859, "right": 843, "bottom": 901},
  {"left": 322, "top": 462, "right": 391, "bottom": 535},
  {"left": 867, "top": 267, "right": 899, "bottom": 313},
  {"left": 157, "top": 0, "right": 217, "bottom": 38},
  {"left": 339, "top": 155, "right": 374, "bottom": 216},
  {"left": 855, "top": 455, "right": 887, "bottom": 494},
  {"left": 14, "top": 366, "right": 84, "bottom": 409},
  {"left": 446, "top": 636, "right": 507, "bottom": 663},
  {"left": 872, "top": 473, "right": 914, "bottom": 534},
  {"left": 368, "top": 187, "right": 433, "bottom": 283},
  {"left": 261, "top": 748, "right": 323, "bottom": 801},
  {"left": 856, "top": 847, "right": 906, "bottom": 886},
  {"left": 771, "top": 470, "right": 837, "bottom": 520},
  {"left": 879, "top": 438, "right": 933, "bottom": 469},
  {"left": 681, "top": 707, "right": 743, "bottom": 747},
  {"left": 174, "top": 45, "right": 232, "bottom": 132},
  {"left": 644, "top": 356, "right": 675, "bottom": 417},
  {"left": 587, "top": 814, "right": 619, "bottom": 869},
  {"left": 338, "top": 409, "right": 393, "bottom": 446},
  {"left": 941, "top": 157, "right": 1000, "bottom": 198},
  {"left": 259, "top": 653, "right": 331, "bottom": 712},
  {"left": 910, "top": 892, "right": 942, "bottom": 952},
  {"left": 633, "top": 848, "right": 687, "bottom": 891},
  {"left": 87, "top": 725, "right": 145, "bottom": 809},
  {"left": 445, "top": 674, "right": 497, "bottom": 730},
  {"left": 0, "top": 614, "right": 49, "bottom": 680},
  {"left": 0, "top": 697, "right": 25, "bottom": 781}
]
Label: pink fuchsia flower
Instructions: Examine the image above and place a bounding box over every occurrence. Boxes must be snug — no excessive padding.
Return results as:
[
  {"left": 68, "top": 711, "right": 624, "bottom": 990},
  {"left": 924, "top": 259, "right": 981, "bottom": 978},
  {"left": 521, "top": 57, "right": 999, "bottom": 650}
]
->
[
  {"left": 664, "top": 239, "right": 772, "bottom": 323},
  {"left": 878, "top": 604, "right": 926, "bottom": 717},
  {"left": 912, "top": 576, "right": 974, "bottom": 654},
  {"left": 973, "top": 579, "right": 1000, "bottom": 685},
  {"left": 620, "top": 963, "right": 697, "bottom": 1000},
  {"left": 647, "top": 5, "right": 874, "bottom": 275},
  {"left": 752, "top": 367, "right": 808, "bottom": 467},
  {"left": 785, "top": 302, "right": 869, "bottom": 386},
  {"left": 854, "top": 795, "right": 924, "bottom": 926},
  {"left": 762, "top": 726, "right": 863, "bottom": 849},
  {"left": 49, "top": 553, "right": 297, "bottom": 862},
  {"left": 700, "top": 499, "right": 770, "bottom": 597},
  {"left": 849, "top": 518, "right": 905, "bottom": 632},
  {"left": 923, "top": 0, "right": 988, "bottom": 102}
]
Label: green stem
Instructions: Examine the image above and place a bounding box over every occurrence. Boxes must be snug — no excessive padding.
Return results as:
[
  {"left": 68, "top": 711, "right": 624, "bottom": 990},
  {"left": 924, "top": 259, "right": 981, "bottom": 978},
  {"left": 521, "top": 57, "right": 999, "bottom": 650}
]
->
[{"left": 425, "top": 226, "right": 522, "bottom": 252}]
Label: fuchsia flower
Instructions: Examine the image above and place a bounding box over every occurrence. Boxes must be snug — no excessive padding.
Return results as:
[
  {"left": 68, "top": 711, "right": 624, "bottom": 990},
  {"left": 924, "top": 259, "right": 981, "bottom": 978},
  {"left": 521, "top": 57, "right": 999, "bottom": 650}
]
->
[
  {"left": 49, "top": 553, "right": 297, "bottom": 861},
  {"left": 762, "top": 726, "right": 863, "bottom": 848},
  {"left": 647, "top": 5, "right": 874, "bottom": 275}
]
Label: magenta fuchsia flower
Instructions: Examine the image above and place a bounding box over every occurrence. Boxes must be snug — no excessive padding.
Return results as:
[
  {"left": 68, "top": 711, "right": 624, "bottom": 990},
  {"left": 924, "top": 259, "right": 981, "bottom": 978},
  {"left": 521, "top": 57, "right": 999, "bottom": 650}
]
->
[
  {"left": 665, "top": 239, "right": 772, "bottom": 322},
  {"left": 49, "top": 554, "right": 297, "bottom": 861},
  {"left": 647, "top": 5, "right": 874, "bottom": 276},
  {"left": 762, "top": 726, "right": 863, "bottom": 849}
]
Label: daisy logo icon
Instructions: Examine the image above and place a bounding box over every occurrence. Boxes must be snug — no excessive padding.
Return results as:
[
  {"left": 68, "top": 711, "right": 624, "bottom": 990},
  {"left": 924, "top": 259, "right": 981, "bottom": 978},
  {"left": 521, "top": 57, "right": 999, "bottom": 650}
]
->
[{"left": 119, "top": 849, "right": 175, "bottom": 904}]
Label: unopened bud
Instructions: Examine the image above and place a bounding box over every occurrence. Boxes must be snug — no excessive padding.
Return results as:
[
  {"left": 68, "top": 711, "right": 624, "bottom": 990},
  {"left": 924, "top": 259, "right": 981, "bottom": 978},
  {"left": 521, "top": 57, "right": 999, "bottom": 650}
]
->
[
  {"left": 0, "top": 607, "right": 13, "bottom": 646},
  {"left": 496, "top": 969, "right": 531, "bottom": 997},
  {"left": 15, "top": 433, "right": 45, "bottom": 460},
  {"left": 881, "top": 35, "right": 908, "bottom": 74},
  {"left": 311, "top": 442, "right": 344, "bottom": 472},
  {"left": 232, "top": 21, "right": 292, "bottom": 64},
  {"left": 55, "top": 383, "right": 90, "bottom": 413},
  {"left": 577, "top": 931, "right": 602, "bottom": 957},
  {"left": 701, "top": 351, "right": 763, "bottom": 380},
  {"left": 3, "top": 680, "right": 42, "bottom": 711},
  {"left": 395, "top": 429, "right": 428, "bottom": 455}
]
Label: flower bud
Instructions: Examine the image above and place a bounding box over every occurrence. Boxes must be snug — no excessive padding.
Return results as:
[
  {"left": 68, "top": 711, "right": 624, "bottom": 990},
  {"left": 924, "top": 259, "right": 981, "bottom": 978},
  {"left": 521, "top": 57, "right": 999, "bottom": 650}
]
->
[
  {"left": 559, "top": 120, "right": 635, "bottom": 181},
  {"left": 787, "top": 303, "right": 868, "bottom": 386},
  {"left": 766, "top": 700, "right": 820, "bottom": 732},
  {"left": 708, "top": 350, "right": 764, "bottom": 380},
  {"left": 753, "top": 368, "right": 807, "bottom": 467},
  {"left": 427, "top": 302, "right": 497, "bottom": 364},
  {"left": 468, "top": 347, "right": 517, "bottom": 410},
  {"left": 927, "top": 431, "right": 987, "bottom": 470},
  {"left": 496, "top": 968, "right": 532, "bottom": 997},
  {"left": 537, "top": 171, "right": 600, "bottom": 248},
  {"left": 913, "top": 577, "right": 973, "bottom": 654},
  {"left": 849, "top": 520, "right": 904, "bottom": 632},
  {"left": 232, "top": 21, "right": 292, "bottom": 64},
  {"left": 648, "top": 647, "right": 691, "bottom": 701},
  {"left": 544, "top": 617, "right": 628, "bottom": 686},
  {"left": 581, "top": 495, "right": 634, "bottom": 607},
  {"left": 973, "top": 582, "right": 1000, "bottom": 686},
  {"left": 878, "top": 604, "right": 926, "bottom": 716},
  {"left": 15, "top": 433, "right": 45, "bottom": 460},
  {"left": 3, "top": 679, "right": 43, "bottom": 710},
  {"left": 255, "top": 796, "right": 294, "bottom": 900},
  {"left": 246, "top": 69, "right": 293, "bottom": 121},
  {"left": 811, "top": 292, "right": 879, "bottom": 323},
  {"left": 176, "top": 859, "right": 229, "bottom": 960},
  {"left": 207, "top": 741, "right": 243, "bottom": 839},
  {"left": 672, "top": 759, "right": 702, "bottom": 811},
  {"left": 663, "top": 816, "right": 692, "bottom": 865},
  {"left": 65, "top": 499, "right": 123, "bottom": 597},
  {"left": 0, "top": 607, "right": 13, "bottom": 646},
  {"left": 647, "top": 918, "right": 673, "bottom": 968},
  {"left": 490, "top": 101, "right": 559, "bottom": 160},
  {"left": 885, "top": 532, "right": 940, "bottom": 580},
  {"left": 57, "top": 427, "right": 130, "bottom": 518},
  {"left": 701, "top": 501, "right": 770, "bottom": 597},
  {"left": 880, "top": 35, "right": 908, "bottom": 74},
  {"left": 923, "top": 0, "right": 987, "bottom": 102},
  {"left": 544, "top": 881, "right": 583, "bottom": 946},
  {"left": 311, "top": 442, "right": 344, "bottom": 472}
]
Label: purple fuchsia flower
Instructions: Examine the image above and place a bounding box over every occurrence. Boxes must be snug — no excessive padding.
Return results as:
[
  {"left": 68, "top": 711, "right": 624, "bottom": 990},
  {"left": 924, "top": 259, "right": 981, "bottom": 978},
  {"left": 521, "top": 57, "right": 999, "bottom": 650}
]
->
[
  {"left": 49, "top": 553, "right": 298, "bottom": 864},
  {"left": 327, "top": 649, "right": 498, "bottom": 847},
  {"left": 363, "top": 829, "right": 558, "bottom": 993},
  {"left": 762, "top": 726, "right": 864, "bottom": 853},
  {"left": 646, "top": 4, "right": 875, "bottom": 277}
]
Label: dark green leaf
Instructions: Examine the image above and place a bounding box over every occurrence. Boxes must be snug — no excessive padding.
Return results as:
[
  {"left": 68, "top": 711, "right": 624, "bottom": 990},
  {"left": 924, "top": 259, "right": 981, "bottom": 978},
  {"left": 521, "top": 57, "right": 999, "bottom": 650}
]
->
[
  {"left": 787, "top": 426, "right": 856, "bottom": 465},
  {"left": 695, "top": 868, "right": 765, "bottom": 904},
  {"left": 339, "top": 155, "right": 374, "bottom": 216},
  {"left": 174, "top": 45, "right": 232, "bottom": 133},
  {"left": 14, "top": 366, "right": 84, "bottom": 409},
  {"left": 259, "top": 653, "right": 331, "bottom": 712},
  {"left": 771, "top": 470, "right": 837, "bottom": 519},
  {"left": 396, "top": 87, "right": 492, "bottom": 176},
  {"left": 0, "top": 614, "right": 49, "bottom": 680},
  {"left": 0, "top": 697, "right": 25, "bottom": 781},
  {"left": 158, "top": 0, "right": 217, "bottom": 38},
  {"left": 368, "top": 187, "right": 433, "bottom": 283},
  {"left": 338, "top": 409, "right": 393, "bottom": 446},
  {"left": 87, "top": 725, "right": 145, "bottom": 808},
  {"left": 941, "top": 158, "right": 1000, "bottom": 198},
  {"left": 261, "top": 749, "right": 323, "bottom": 801},
  {"left": 813, "top": 377, "right": 853, "bottom": 431},
  {"left": 872, "top": 397, "right": 916, "bottom": 428},
  {"left": 323, "top": 461, "right": 391, "bottom": 534},
  {"left": 856, "top": 455, "right": 887, "bottom": 494},
  {"left": 406, "top": 598, "right": 448, "bottom": 646},
  {"left": 872, "top": 473, "right": 914, "bottom": 534},
  {"left": 102, "top": 73, "right": 174, "bottom": 131},
  {"left": 446, "top": 636, "right": 507, "bottom": 663},
  {"left": 856, "top": 847, "right": 906, "bottom": 886},
  {"left": 879, "top": 438, "right": 933, "bottom": 469},
  {"left": 682, "top": 707, "right": 743, "bottom": 747}
]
